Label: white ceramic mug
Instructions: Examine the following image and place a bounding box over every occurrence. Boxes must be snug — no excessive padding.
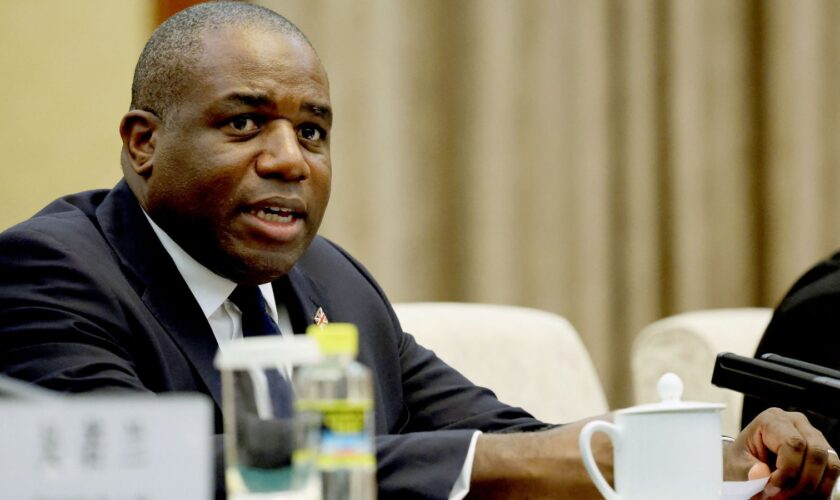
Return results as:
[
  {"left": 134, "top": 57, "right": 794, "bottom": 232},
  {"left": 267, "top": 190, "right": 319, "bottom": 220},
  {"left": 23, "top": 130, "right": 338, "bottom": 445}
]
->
[{"left": 579, "top": 373, "right": 724, "bottom": 500}]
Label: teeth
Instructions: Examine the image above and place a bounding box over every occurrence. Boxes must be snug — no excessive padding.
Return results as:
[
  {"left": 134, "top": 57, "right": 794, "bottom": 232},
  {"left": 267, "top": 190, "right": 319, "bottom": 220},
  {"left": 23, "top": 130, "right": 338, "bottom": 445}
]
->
[{"left": 253, "top": 207, "right": 295, "bottom": 223}]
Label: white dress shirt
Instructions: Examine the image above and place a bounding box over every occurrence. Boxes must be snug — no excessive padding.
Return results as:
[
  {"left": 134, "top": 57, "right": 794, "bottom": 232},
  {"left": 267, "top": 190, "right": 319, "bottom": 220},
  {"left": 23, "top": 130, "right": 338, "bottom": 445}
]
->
[{"left": 143, "top": 213, "right": 477, "bottom": 498}]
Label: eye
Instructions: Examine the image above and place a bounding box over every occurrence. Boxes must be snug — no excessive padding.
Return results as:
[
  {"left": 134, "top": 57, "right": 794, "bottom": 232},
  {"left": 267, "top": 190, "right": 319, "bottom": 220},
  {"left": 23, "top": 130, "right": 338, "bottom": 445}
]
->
[
  {"left": 298, "top": 124, "right": 326, "bottom": 143},
  {"left": 227, "top": 116, "right": 260, "bottom": 134}
]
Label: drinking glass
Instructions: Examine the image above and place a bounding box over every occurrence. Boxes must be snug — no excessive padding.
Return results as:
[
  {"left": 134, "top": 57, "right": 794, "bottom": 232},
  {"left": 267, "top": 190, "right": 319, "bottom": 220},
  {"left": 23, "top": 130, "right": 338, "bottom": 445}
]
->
[{"left": 222, "top": 366, "right": 321, "bottom": 499}]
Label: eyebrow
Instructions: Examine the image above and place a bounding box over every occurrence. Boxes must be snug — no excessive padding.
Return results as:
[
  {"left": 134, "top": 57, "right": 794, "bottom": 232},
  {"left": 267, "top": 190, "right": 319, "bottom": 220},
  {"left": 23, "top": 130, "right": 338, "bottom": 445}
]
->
[
  {"left": 304, "top": 103, "right": 333, "bottom": 124},
  {"left": 214, "top": 92, "right": 332, "bottom": 124},
  {"left": 226, "top": 92, "right": 273, "bottom": 108}
]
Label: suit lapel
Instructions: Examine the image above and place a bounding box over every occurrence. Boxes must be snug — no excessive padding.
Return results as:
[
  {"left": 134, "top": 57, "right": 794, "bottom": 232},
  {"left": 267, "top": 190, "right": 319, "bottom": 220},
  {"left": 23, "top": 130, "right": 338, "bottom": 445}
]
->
[
  {"left": 141, "top": 281, "right": 222, "bottom": 406},
  {"left": 281, "top": 266, "right": 332, "bottom": 333},
  {"left": 96, "top": 181, "right": 222, "bottom": 408}
]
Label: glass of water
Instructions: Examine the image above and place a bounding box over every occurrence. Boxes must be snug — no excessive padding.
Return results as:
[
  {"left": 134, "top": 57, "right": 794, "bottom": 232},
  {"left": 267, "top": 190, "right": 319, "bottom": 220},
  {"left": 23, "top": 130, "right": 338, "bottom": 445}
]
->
[
  {"left": 216, "top": 336, "right": 324, "bottom": 498},
  {"left": 222, "top": 366, "right": 321, "bottom": 498}
]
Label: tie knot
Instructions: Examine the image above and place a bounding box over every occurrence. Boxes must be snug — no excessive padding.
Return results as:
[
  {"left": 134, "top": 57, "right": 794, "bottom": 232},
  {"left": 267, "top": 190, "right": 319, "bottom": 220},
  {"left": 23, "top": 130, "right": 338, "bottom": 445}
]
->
[
  {"left": 229, "top": 284, "right": 263, "bottom": 311},
  {"left": 229, "top": 285, "right": 281, "bottom": 337}
]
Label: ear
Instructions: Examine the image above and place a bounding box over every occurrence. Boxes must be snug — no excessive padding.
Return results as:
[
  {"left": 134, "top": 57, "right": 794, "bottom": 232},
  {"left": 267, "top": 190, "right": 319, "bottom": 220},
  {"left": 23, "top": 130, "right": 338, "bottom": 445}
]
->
[{"left": 119, "top": 110, "right": 161, "bottom": 176}]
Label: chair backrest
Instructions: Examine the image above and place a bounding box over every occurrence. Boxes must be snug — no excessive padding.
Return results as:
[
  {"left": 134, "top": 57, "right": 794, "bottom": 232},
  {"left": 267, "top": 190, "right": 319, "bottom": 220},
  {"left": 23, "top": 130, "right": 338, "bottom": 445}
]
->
[
  {"left": 392, "top": 302, "right": 608, "bottom": 424},
  {"left": 631, "top": 308, "right": 772, "bottom": 436}
]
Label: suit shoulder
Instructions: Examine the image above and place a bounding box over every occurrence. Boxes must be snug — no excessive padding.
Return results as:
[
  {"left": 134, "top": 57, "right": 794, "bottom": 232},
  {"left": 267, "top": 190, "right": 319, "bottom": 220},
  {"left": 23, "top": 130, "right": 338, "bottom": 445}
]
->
[
  {"left": 0, "top": 189, "right": 111, "bottom": 252},
  {"left": 4, "top": 189, "right": 108, "bottom": 231},
  {"left": 296, "top": 236, "right": 398, "bottom": 321},
  {"left": 298, "top": 236, "right": 380, "bottom": 285}
]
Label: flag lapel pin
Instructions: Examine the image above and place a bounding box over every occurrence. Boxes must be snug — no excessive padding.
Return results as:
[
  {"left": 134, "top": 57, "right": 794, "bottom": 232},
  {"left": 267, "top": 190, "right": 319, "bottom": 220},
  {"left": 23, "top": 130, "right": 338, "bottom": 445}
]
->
[{"left": 312, "top": 307, "right": 329, "bottom": 327}]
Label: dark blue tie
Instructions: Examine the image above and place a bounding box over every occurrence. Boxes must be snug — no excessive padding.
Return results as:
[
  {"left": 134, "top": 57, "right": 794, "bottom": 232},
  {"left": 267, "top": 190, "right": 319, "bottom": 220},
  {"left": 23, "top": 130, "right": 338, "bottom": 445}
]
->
[
  {"left": 229, "top": 285, "right": 282, "bottom": 337},
  {"left": 228, "top": 285, "right": 292, "bottom": 418}
]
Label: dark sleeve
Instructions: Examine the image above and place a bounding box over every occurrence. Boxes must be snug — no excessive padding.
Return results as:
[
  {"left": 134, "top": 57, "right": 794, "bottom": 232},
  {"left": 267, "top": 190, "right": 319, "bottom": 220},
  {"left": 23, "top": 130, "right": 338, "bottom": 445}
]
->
[
  {"left": 375, "top": 331, "right": 549, "bottom": 499},
  {"left": 0, "top": 226, "right": 228, "bottom": 499},
  {"left": 741, "top": 254, "right": 840, "bottom": 448},
  {"left": 396, "top": 328, "right": 549, "bottom": 434},
  {"left": 0, "top": 225, "right": 145, "bottom": 392}
]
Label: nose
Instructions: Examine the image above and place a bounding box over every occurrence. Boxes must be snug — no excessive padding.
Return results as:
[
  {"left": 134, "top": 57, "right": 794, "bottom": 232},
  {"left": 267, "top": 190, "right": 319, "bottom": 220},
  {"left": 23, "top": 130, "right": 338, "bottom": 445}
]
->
[{"left": 255, "top": 121, "right": 309, "bottom": 181}]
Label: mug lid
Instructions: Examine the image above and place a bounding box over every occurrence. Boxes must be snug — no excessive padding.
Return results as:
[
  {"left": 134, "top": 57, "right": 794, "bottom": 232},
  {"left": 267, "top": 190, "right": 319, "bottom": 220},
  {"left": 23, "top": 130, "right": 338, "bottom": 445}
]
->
[{"left": 617, "top": 373, "right": 725, "bottom": 415}]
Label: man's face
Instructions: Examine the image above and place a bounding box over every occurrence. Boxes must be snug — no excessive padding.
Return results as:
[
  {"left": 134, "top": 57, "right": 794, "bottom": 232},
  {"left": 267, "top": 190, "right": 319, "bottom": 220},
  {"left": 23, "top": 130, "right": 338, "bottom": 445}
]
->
[{"left": 141, "top": 26, "right": 332, "bottom": 284}]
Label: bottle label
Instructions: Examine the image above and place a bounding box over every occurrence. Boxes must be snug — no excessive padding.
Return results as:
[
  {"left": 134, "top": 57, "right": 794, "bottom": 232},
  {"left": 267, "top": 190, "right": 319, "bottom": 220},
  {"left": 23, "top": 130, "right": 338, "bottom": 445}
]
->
[{"left": 296, "top": 400, "right": 375, "bottom": 470}]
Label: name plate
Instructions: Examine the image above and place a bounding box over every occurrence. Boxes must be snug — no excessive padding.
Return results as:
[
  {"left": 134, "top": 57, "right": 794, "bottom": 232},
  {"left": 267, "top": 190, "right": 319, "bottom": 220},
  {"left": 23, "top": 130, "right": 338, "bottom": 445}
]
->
[{"left": 0, "top": 394, "right": 213, "bottom": 500}]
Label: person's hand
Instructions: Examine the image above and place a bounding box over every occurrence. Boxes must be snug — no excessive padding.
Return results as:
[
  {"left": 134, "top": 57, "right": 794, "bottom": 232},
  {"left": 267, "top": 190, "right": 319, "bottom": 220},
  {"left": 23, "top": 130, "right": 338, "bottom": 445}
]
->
[{"left": 724, "top": 407, "right": 839, "bottom": 499}]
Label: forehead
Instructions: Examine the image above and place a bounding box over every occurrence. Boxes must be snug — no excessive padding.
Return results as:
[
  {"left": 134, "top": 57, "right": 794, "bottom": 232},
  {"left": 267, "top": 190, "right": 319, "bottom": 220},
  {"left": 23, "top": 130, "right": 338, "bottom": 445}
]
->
[{"left": 183, "top": 25, "right": 330, "bottom": 110}]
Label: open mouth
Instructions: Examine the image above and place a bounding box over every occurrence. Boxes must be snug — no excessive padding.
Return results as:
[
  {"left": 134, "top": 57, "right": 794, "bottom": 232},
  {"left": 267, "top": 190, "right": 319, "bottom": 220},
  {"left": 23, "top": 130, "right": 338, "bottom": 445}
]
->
[{"left": 249, "top": 206, "right": 303, "bottom": 223}]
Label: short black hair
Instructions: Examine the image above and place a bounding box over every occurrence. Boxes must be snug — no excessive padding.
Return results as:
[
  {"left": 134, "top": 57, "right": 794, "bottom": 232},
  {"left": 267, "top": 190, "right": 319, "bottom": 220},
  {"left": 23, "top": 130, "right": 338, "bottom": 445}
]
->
[{"left": 130, "top": 1, "right": 312, "bottom": 120}]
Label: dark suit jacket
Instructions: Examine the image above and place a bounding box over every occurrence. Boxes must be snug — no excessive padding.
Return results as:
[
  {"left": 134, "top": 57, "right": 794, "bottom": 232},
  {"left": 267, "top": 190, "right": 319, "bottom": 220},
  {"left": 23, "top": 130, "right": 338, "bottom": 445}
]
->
[
  {"left": 741, "top": 250, "right": 840, "bottom": 448},
  {"left": 0, "top": 180, "right": 546, "bottom": 499}
]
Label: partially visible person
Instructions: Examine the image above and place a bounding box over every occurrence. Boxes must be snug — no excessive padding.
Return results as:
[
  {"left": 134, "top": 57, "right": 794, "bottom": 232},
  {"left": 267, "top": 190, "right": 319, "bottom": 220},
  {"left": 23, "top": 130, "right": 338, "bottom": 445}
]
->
[{"left": 743, "top": 250, "right": 840, "bottom": 450}]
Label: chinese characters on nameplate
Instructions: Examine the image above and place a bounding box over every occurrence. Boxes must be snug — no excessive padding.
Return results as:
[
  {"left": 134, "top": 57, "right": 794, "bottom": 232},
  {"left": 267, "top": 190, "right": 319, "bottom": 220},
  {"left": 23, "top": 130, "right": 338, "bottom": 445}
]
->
[{"left": 0, "top": 380, "right": 212, "bottom": 500}]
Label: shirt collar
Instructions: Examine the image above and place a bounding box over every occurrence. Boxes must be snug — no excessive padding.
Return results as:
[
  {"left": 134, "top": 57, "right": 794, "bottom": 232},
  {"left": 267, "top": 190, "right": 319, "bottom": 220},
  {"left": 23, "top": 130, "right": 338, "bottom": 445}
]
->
[
  {"left": 143, "top": 213, "right": 235, "bottom": 318},
  {"left": 142, "top": 212, "right": 278, "bottom": 321}
]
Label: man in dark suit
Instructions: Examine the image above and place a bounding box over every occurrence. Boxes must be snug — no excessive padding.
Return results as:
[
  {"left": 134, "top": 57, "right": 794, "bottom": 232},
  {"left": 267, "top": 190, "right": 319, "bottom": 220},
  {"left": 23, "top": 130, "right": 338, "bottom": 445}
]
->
[{"left": 0, "top": 2, "right": 837, "bottom": 498}]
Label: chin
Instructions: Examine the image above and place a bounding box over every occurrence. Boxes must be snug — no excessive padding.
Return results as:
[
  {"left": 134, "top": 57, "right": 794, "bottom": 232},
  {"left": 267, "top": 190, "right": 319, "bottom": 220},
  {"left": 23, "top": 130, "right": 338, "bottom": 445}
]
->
[
  {"left": 219, "top": 238, "right": 309, "bottom": 282},
  {"left": 232, "top": 252, "right": 300, "bottom": 284}
]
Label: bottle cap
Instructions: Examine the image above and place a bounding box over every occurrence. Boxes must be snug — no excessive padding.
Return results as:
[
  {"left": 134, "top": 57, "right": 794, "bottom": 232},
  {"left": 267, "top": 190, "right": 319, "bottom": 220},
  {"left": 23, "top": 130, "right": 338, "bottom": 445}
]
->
[{"left": 306, "top": 323, "right": 359, "bottom": 356}]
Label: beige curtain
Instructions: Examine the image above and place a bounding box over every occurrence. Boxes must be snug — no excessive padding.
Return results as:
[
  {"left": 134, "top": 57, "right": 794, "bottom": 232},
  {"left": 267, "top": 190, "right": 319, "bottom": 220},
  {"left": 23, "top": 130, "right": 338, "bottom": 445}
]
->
[{"left": 259, "top": 0, "right": 840, "bottom": 408}]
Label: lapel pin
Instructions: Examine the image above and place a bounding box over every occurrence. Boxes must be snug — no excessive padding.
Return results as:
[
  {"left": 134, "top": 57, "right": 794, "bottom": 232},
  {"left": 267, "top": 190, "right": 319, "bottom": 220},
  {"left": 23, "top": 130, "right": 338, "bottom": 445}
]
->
[{"left": 312, "top": 307, "right": 329, "bottom": 327}]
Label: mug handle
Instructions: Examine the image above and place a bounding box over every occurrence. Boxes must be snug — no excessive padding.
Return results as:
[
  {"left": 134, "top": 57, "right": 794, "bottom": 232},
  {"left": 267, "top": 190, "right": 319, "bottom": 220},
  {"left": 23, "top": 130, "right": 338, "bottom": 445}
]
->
[{"left": 579, "top": 420, "right": 620, "bottom": 500}]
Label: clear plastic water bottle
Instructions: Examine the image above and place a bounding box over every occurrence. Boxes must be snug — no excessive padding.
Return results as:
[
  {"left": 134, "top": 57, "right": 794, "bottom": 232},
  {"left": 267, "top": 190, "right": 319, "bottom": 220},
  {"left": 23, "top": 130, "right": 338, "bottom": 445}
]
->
[{"left": 295, "top": 323, "right": 376, "bottom": 500}]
